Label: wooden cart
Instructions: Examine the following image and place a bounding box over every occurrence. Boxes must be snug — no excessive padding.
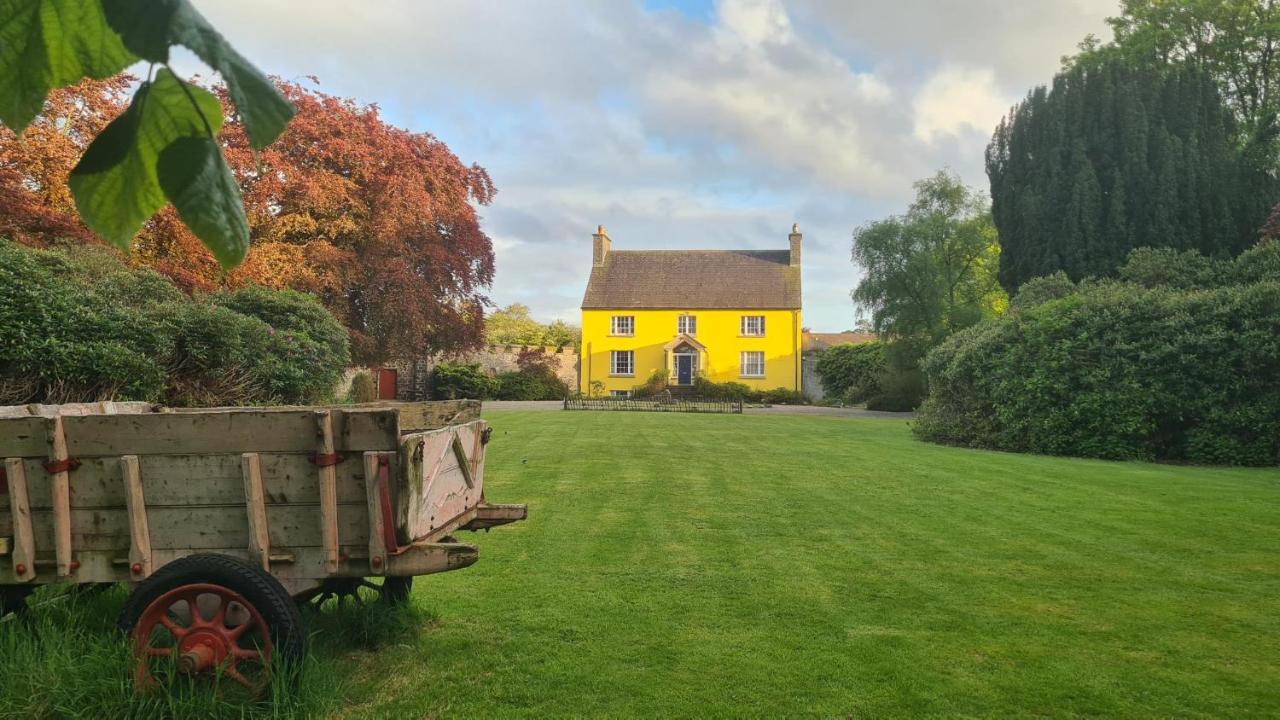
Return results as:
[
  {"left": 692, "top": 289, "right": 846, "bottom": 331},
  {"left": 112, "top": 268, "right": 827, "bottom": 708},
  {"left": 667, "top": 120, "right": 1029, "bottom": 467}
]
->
[{"left": 0, "top": 400, "right": 525, "bottom": 692}]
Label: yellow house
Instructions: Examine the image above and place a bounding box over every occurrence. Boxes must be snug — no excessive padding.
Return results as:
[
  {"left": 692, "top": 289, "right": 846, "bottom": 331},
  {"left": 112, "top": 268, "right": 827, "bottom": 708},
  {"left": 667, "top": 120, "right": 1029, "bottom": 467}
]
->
[{"left": 579, "top": 225, "right": 803, "bottom": 396}]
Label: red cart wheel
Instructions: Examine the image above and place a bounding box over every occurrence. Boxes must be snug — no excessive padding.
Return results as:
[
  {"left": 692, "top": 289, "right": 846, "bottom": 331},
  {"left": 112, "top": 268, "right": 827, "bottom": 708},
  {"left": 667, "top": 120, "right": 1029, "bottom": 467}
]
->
[
  {"left": 118, "top": 554, "right": 304, "bottom": 696},
  {"left": 131, "top": 583, "right": 272, "bottom": 692}
]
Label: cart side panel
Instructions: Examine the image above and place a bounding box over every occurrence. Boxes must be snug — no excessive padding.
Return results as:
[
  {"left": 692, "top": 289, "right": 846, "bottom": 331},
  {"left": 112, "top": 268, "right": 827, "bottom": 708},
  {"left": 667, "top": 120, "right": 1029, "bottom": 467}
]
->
[{"left": 395, "top": 420, "right": 488, "bottom": 543}]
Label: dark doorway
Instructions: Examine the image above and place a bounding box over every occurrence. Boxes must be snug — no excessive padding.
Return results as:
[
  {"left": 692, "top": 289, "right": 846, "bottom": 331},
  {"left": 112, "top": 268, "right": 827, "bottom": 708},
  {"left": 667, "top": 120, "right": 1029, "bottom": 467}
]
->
[{"left": 675, "top": 354, "right": 694, "bottom": 386}]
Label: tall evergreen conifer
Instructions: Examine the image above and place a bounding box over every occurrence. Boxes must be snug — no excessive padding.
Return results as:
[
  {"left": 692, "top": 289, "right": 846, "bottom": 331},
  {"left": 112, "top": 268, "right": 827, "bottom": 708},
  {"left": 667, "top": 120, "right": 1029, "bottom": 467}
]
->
[{"left": 987, "top": 60, "right": 1278, "bottom": 292}]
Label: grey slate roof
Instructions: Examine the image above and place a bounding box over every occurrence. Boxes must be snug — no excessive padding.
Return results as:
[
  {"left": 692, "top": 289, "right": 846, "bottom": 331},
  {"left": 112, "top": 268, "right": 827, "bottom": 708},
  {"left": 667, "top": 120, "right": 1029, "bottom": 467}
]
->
[{"left": 581, "top": 250, "right": 801, "bottom": 310}]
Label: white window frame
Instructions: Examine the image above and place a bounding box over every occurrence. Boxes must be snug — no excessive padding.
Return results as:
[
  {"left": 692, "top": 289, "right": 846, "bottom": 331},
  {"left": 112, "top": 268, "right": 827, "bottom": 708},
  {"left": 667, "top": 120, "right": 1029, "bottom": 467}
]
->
[
  {"left": 610, "top": 315, "right": 635, "bottom": 336},
  {"left": 610, "top": 390, "right": 631, "bottom": 398},
  {"left": 741, "top": 315, "right": 765, "bottom": 337},
  {"left": 740, "top": 351, "right": 765, "bottom": 378},
  {"left": 677, "top": 315, "right": 697, "bottom": 335},
  {"left": 610, "top": 350, "right": 635, "bottom": 376}
]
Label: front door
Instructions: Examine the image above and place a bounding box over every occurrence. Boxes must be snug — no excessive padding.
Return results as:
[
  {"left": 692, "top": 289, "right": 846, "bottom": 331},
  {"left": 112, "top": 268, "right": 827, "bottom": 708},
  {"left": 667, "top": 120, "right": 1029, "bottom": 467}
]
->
[{"left": 675, "top": 354, "right": 694, "bottom": 386}]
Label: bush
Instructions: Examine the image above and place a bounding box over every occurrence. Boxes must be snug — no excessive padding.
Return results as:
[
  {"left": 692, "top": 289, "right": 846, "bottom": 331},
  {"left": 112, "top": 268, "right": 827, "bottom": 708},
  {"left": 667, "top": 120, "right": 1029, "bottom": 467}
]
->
[
  {"left": 347, "top": 371, "right": 377, "bottom": 403},
  {"left": 0, "top": 241, "right": 351, "bottom": 406},
  {"left": 815, "top": 342, "right": 885, "bottom": 404},
  {"left": 759, "top": 387, "right": 808, "bottom": 405},
  {"left": 914, "top": 246, "right": 1280, "bottom": 466},
  {"left": 430, "top": 363, "right": 497, "bottom": 400},
  {"left": 692, "top": 376, "right": 752, "bottom": 401}
]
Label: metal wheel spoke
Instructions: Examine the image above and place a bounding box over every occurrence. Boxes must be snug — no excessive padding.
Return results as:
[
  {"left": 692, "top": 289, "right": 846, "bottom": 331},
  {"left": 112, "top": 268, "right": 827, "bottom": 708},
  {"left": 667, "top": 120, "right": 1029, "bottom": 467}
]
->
[
  {"left": 230, "top": 645, "right": 264, "bottom": 661},
  {"left": 222, "top": 665, "right": 254, "bottom": 690},
  {"left": 228, "top": 621, "right": 255, "bottom": 641},
  {"left": 145, "top": 646, "right": 173, "bottom": 658},
  {"left": 159, "top": 614, "right": 188, "bottom": 637}
]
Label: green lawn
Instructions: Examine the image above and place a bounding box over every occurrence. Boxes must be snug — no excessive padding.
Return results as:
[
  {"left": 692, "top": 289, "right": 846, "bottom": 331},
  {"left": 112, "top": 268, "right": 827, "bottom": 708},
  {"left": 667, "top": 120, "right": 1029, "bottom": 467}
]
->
[
  {"left": 331, "top": 411, "right": 1280, "bottom": 718},
  {"left": 3, "top": 411, "right": 1278, "bottom": 718}
]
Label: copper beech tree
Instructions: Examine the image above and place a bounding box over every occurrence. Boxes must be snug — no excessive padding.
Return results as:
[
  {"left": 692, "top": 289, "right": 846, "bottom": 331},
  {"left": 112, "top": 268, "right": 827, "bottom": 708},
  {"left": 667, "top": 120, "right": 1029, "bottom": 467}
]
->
[{"left": 0, "top": 77, "right": 495, "bottom": 363}]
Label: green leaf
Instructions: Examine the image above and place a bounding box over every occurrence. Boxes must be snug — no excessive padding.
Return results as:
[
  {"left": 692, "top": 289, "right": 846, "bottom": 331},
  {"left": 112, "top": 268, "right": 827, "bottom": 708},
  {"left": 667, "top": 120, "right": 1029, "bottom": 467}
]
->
[
  {"left": 68, "top": 67, "right": 224, "bottom": 250},
  {"left": 157, "top": 135, "right": 248, "bottom": 269},
  {"left": 102, "top": 0, "right": 295, "bottom": 149},
  {"left": 0, "top": 0, "right": 136, "bottom": 132}
]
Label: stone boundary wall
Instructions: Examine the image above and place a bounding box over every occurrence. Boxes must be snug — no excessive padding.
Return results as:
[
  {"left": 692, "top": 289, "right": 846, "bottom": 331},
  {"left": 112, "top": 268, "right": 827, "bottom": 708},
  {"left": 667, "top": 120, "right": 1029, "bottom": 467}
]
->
[{"left": 366, "top": 346, "right": 579, "bottom": 401}]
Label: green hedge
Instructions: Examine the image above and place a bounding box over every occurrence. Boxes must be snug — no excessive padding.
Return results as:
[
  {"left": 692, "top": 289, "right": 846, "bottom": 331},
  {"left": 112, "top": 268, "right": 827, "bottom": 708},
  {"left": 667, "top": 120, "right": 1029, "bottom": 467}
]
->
[
  {"left": 914, "top": 244, "right": 1280, "bottom": 466},
  {"left": 815, "top": 342, "right": 885, "bottom": 404},
  {"left": 0, "top": 241, "right": 349, "bottom": 406}
]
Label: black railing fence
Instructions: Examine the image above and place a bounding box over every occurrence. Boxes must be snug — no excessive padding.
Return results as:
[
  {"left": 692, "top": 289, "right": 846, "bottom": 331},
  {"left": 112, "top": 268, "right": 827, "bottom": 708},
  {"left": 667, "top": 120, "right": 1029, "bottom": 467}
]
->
[{"left": 563, "top": 395, "right": 743, "bottom": 414}]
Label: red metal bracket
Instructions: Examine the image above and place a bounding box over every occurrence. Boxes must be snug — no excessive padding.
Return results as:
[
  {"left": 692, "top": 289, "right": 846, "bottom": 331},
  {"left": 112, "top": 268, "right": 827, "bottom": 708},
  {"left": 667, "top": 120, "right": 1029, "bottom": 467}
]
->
[
  {"left": 308, "top": 452, "right": 345, "bottom": 467},
  {"left": 377, "top": 458, "right": 403, "bottom": 555},
  {"left": 43, "top": 458, "right": 81, "bottom": 474}
]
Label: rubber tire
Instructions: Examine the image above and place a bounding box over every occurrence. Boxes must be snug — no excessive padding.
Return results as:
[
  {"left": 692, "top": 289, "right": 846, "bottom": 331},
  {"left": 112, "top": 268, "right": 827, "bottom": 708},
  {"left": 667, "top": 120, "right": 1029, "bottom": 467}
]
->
[
  {"left": 0, "top": 585, "right": 35, "bottom": 616},
  {"left": 117, "top": 554, "right": 306, "bottom": 669},
  {"left": 382, "top": 576, "right": 413, "bottom": 605}
]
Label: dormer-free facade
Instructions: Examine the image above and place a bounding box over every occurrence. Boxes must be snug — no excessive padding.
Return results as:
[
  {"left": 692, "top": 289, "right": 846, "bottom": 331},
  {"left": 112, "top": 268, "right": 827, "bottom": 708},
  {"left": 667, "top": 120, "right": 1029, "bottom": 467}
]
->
[{"left": 579, "top": 225, "right": 803, "bottom": 396}]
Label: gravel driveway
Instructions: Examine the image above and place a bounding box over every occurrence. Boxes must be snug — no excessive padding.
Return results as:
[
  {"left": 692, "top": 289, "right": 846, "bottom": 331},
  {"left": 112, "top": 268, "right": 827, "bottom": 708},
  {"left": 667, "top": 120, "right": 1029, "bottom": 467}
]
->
[{"left": 481, "top": 400, "right": 913, "bottom": 420}]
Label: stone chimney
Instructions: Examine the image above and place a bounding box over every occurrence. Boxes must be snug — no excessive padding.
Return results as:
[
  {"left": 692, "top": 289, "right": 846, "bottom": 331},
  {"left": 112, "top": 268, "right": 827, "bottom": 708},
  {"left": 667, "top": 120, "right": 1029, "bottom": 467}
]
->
[
  {"left": 789, "top": 223, "right": 802, "bottom": 267},
  {"left": 593, "top": 225, "right": 611, "bottom": 266}
]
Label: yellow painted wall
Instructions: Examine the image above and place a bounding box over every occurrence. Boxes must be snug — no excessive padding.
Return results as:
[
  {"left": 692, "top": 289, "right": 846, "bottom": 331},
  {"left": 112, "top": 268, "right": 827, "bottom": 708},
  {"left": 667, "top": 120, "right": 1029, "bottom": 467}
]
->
[{"left": 579, "top": 309, "right": 802, "bottom": 395}]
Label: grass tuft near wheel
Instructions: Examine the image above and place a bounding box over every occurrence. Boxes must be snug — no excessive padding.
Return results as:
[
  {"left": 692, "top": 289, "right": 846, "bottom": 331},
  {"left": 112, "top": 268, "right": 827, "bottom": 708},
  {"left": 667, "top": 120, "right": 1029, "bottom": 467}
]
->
[
  {"left": 117, "top": 554, "right": 305, "bottom": 697},
  {"left": 298, "top": 575, "right": 413, "bottom": 609}
]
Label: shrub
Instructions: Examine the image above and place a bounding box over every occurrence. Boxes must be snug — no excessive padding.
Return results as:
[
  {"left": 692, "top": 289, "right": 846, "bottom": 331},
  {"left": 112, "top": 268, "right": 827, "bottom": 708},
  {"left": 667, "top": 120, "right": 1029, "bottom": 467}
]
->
[
  {"left": 347, "top": 371, "right": 377, "bottom": 403},
  {"left": 760, "top": 388, "right": 808, "bottom": 405},
  {"left": 914, "top": 247, "right": 1280, "bottom": 465},
  {"left": 631, "top": 369, "right": 670, "bottom": 398},
  {"left": 0, "top": 241, "right": 351, "bottom": 406},
  {"left": 815, "top": 342, "right": 885, "bottom": 404},
  {"left": 430, "top": 362, "right": 497, "bottom": 400},
  {"left": 692, "top": 376, "right": 752, "bottom": 401}
]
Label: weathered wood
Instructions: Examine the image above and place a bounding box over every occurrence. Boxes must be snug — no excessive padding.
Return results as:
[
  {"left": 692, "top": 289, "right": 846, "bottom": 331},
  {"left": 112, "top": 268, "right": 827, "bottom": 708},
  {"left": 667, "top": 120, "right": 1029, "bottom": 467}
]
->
[
  {"left": 315, "top": 411, "right": 340, "bottom": 574},
  {"left": 0, "top": 537, "right": 9, "bottom": 555},
  {"left": 0, "top": 453, "right": 371, "bottom": 511},
  {"left": 452, "top": 433, "right": 475, "bottom": 489},
  {"left": 462, "top": 503, "right": 529, "bottom": 530},
  {"left": 0, "top": 417, "right": 47, "bottom": 457},
  {"left": 241, "top": 453, "right": 271, "bottom": 571},
  {"left": 363, "top": 452, "right": 392, "bottom": 575},
  {"left": 398, "top": 421, "right": 487, "bottom": 542},
  {"left": 46, "top": 416, "right": 73, "bottom": 577},
  {"left": 5, "top": 458, "right": 35, "bottom": 581},
  {"left": 120, "top": 455, "right": 153, "bottom": 578},
  {"left": 5, "top": 503, "right": 371, "bottom": 553},
  {"left": 50, "top": 409, "right": 398, "bottom": 457},
  {"left": 385, "top": 540, "right": 478, "bottom": 577}
]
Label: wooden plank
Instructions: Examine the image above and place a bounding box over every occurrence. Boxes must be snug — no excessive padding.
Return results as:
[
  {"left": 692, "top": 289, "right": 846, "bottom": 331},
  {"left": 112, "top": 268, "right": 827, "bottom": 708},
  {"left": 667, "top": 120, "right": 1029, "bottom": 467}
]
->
[
  {"left": 46, "top": 416, "right": 73, "bottom": 577},
  {"left": 315, "top": 411, "right": 340, "bottom": 574},
  {"left": 0, "top": 453, "right": 372, "bottom": 512},
  {"left": 120, "top": 455, "right": 153, "bottom": 578},
  {"left": 0, "top": 417, "right": 49, "bottom": 457},
  {"left": 452, "top": 433, "right": 475, "bottom": 489},
  {"left": 4, "top": 503, "right": 371, "bottom": 553},
  {"left": 0, "top": 536, "right": 9, "bottom": 555},
  {"left": 59, "top": 409, "right": 399, "bottom": 457},
  {"left": 397, "top": 421, "right": 488, "bottom": 542},
  {"left": 241, "top": 453, "right": 271, "bottom": 571},
  {"left": 363, "top": 452, "right": 390, "bottom": 576},
  {"left": 5, "top": 458, "right": 35, "bottom": 581}
]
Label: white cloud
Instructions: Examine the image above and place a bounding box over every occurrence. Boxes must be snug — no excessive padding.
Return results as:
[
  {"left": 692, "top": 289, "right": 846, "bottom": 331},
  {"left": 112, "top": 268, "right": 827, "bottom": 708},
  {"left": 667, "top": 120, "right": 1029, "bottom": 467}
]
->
[
  {"left": 189, "top": 0, "right": 1112, "bottom": 329},
  {"left": 913, "top": 66, "right": 1010, "bottom": 143}
]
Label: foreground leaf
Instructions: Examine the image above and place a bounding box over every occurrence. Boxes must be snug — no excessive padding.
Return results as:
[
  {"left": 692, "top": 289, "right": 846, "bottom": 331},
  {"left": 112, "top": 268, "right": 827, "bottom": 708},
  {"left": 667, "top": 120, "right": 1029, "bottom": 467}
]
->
[
  {"left": 0, "top": 0, "right": 136, "bottom": 132},
  {"left": 102, "top": 0, "right": 295, "bottom": 148},
  {"left": 157, "top": 135, "right": 248, "bottom": 268},
  {"left": 68, "top": 68, "right": 223, "bottom": 249}
]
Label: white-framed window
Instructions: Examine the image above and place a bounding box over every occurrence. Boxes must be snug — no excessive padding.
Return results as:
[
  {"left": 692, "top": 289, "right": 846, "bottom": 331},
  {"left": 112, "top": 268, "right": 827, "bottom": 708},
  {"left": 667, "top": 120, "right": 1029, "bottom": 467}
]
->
[
  {"left": 611, "top": 315, "right": 635, "bottom": 336},
  {"left": 610, "top": 390, "right": 631, "bottom": 398},
  {"left": 677, "top": 315, "right": 697, "bottom": 335},
  {"left": 610, "top": 350, "right": 635, "bottom": 376},
  {"left": 740, "top": 351, "right": 765, "bottom": 378},
  {"left": 741, "top": 315, "right": 765, "bottom": 336}
]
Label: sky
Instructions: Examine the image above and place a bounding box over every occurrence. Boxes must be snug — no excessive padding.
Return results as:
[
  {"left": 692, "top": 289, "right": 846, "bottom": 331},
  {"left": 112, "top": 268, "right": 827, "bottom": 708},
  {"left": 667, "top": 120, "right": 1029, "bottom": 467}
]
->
[{"left": 190, "top": 0, "right": 1115, "bottom": 330}]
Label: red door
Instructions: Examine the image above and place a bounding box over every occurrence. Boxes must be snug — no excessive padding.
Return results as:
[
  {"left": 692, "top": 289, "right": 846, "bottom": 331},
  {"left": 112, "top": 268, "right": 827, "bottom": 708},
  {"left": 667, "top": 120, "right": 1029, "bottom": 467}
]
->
[{"left": 377, "top": 368, "right": 398, "bottom": 400}]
